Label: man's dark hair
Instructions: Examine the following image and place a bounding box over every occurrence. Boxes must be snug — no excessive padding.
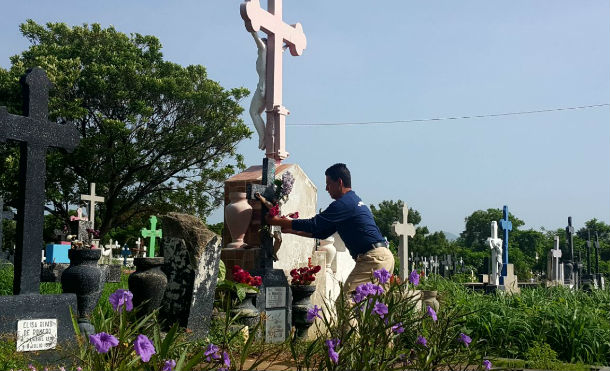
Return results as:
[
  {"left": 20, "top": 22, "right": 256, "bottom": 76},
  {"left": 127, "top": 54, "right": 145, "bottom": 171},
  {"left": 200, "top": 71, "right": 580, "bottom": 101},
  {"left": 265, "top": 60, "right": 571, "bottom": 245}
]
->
[{"left": 325, "top": 163, "right": 351, "bottom": 188}]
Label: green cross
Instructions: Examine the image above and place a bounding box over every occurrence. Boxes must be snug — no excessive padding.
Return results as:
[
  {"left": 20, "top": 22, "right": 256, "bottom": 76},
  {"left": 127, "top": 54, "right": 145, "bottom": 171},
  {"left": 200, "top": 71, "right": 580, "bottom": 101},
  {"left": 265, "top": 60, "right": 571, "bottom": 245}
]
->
[{"left": 141, "top": 215, "right": 162, "bottom": 257}]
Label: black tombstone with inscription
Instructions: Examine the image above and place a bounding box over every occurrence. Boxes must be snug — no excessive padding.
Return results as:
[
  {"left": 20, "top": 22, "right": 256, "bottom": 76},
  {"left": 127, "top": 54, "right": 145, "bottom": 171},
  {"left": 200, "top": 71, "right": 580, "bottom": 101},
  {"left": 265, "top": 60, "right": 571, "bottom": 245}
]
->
[
  {"left": 0, "top": 68, "right": 79, "bottom": 355},
  {"left": 246, "top": 158, "right": 292, "bottom": 343}
]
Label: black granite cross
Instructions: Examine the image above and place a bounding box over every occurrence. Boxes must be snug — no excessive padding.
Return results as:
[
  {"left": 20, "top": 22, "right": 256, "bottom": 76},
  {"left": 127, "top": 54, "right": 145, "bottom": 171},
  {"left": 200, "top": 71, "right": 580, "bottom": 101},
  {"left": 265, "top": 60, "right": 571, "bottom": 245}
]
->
[
  {"left": 563, "top": 216, "right": 575, "bottom": 285},
  {"left": 0, "top": 197, "right": 15, "bottom": 253},
  {"left": 246, "top": 157, "right": 277, "bottom": 270},
  {"left": 0, "top": 68, "right": 80, "bottom": 294}
]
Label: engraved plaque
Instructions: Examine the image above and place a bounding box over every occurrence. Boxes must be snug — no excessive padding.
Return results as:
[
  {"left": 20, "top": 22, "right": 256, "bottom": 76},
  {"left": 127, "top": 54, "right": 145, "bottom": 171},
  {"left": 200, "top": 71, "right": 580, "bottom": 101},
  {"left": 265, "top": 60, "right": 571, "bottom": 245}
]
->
[
  {"left": 266, "top": 286, "right": 286, "bottom": 308},
  {"left": 265, "top": 309, "right": 286, "bottom": 343},
  {"left": 17, "top": 319, "right": 57, "bottom": 352}
]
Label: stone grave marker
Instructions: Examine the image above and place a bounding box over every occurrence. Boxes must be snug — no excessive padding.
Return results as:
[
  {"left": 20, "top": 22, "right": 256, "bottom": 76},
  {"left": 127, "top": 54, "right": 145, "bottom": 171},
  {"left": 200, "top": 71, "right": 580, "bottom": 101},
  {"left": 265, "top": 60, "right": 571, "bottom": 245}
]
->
[
  {"left": 547, "top": 236, "right": 564, "bottom": 285},
  {"left": 121, "top": 244, "right": 132, "bottom": 266},
  {"left": 563, "top": 216, "right": 576, "bottom": 287},
  {"left": 246, "top": 157, "right": 291, "bottom": 342},
  {"left": 486, "top": 221, "right": 503, "bottom": 286},
  {"left": 0, "top": 68, "right": 79, "bottom": 353},
  {"left": 141, "top": 216, "right": 162, "bottom": 257},
  {"left": 391, "top": 204, "right": 415, "bottom": 281},
  {"left": 159, "top": 213, "right": 221, "bottom": 337},
  {"left": 80, "top": 183, "right": 104, "bottom": 230}
]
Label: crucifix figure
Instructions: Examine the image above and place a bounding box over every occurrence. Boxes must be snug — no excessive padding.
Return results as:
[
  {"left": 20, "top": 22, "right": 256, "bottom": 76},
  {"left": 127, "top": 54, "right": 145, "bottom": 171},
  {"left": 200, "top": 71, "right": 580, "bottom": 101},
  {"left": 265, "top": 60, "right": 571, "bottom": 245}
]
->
[
  {"left": 0, "top": 68, "right": 80, "bottom": 294},
  {"left": 241, "top": 0, "right": 307, "bottom": 163},
  {"left": 391, "top": 204, "right": 416, "bottom": 281},
  {"left": 499, "top": 205, "right": 512, "bottom": 284},
  {"left": 81, "top": 183, "right": 104, "bottom": 230},
  {"left": 141, "top": 216, "right": 162, "bottom": 257},
  {"left": 246, "top": 158, "right": 278, "bottom": 269},
  {"left": 486, "top": 221, "right": 503, "bottom": 286}
]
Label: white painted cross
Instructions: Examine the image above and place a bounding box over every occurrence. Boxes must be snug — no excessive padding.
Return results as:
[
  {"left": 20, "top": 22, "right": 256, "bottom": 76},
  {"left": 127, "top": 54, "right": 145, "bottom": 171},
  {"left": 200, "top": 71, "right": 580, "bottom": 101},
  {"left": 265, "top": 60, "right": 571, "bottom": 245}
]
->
[
  {"left": 486, "top": 221, "right": 503, "bottom": 285},
  {"left": 241, "top": 0, "right": 307, "bottom": 162},
  {"left": 81, "top": 183, "right": 104, "bottom": 230},
  {"left": 391, "top": 204, "right": 416, "bottom": 281},
  {"left": 550, "top": 235, "right": 563, "bottom": 282}
]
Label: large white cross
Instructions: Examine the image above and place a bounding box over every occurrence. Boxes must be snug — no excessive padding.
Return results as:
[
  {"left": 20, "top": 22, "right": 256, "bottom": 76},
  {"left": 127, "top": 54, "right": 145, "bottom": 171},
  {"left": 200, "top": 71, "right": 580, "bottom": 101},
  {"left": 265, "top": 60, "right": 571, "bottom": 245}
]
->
[
  {"left": 391, "top": 204, "right": 416, "bottom": 281},
  {"left": 241, "top": 0, "right": 307, "bottom": 162},
  {"left": 81, "top": 183, "right": 104, "bottom": 230}
]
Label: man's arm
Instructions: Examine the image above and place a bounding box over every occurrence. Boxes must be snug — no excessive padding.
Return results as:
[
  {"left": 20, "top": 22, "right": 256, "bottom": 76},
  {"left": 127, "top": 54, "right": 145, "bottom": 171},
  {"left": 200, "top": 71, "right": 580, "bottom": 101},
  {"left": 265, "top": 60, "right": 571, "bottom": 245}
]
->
[{"left": 266, "top": 216, "right": 314, "bottom": 238}]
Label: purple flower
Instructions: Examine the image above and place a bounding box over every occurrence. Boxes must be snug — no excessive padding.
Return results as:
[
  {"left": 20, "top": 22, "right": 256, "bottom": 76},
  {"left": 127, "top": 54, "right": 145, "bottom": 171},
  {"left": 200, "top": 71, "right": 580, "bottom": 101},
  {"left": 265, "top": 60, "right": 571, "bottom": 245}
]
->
[
  {"left": 222, "top": 351, "right": 230, "bottom": 367},
  {"left": 483, "top": 359, "right": 492, "bottom": 370},
  {"left": 205, "top": 343, "right": 221, "bottom": 362},
  {"left": 391, "top": 322, "right": 404, "bottom": 334},
  {"left": 426, "top": 306, "right": 437, "bottom": 321},
  {"left": 134, "top": 334, "right": 156, "bottom": 362},
  {"left": 458, "top": 333, "right": 472, "bottom": 347},
  {"left": 89, "top": 332, "right": 119, "bottom": 353},
  {"left": 281, "top": 171, "right": 295, "bottom": 197},
  {"left": 409, "top": 270, "right": 420, "bottom": 286},
  {"left": 325, "top": 338, "right": 340, "bottom": 364},
  {"left": 373, "top": 301, "right": 388, "bottom": 319},
  {"left": 162, "top": 359, "right": 176, "bottom": 371},
  {"left": 416, "top": 335, "right": 428, "bottom": 347},
  {"left": 352, "top": 282, "right": 384, "bottom": 303},
  {"left": 373, "top": 268, "right": 391, "bottom": 284},
  {"left": 307, "top": 305, "right": 322, "bottom": 322},
  {"left": 109, "top": 289, "right": 133, "bottom": 312}
]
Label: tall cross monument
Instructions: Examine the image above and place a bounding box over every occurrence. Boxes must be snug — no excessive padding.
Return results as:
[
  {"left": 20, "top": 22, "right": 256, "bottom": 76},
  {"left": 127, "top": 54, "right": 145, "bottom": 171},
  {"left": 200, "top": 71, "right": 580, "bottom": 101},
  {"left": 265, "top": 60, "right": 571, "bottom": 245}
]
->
[
  {"left": 391, "top": 205, "right": 416, "bottom": 281},
  {"left": 499, "top": 205, "right": 512, "bottom": 284},
  {"left": 81, "top": 182, "right": 104, "bottom": 230},
  {"left": 241, "top": 0, "right": 307, "bottom": 163}
]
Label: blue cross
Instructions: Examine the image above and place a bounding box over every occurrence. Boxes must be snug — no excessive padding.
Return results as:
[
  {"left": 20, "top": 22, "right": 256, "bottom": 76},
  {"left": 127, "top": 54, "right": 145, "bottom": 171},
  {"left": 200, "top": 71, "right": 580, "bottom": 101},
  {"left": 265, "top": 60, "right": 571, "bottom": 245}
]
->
[
  {"left": 121, "top": 244, "right": 132, "bottom": 266},
  {"left": 499, "top": 205, "right": 512, "bottom": 282}
]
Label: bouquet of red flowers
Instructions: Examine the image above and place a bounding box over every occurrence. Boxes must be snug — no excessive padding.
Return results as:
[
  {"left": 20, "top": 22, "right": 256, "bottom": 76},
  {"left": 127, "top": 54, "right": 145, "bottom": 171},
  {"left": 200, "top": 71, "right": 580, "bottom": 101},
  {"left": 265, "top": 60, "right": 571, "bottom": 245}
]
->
[
  {"left": 232, "top": 265, "right": 262, "bottom": 287},
  {"left": 290, "top": 262, "right": 322, "bottom": 285}
]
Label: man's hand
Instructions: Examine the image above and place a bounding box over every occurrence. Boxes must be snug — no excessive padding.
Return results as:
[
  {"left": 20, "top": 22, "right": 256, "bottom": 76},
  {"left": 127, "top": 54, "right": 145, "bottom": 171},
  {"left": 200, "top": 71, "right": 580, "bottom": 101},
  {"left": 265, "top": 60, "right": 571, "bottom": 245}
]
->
[{"left": 265, "top": 214, "right": 293, "bottom": 229}]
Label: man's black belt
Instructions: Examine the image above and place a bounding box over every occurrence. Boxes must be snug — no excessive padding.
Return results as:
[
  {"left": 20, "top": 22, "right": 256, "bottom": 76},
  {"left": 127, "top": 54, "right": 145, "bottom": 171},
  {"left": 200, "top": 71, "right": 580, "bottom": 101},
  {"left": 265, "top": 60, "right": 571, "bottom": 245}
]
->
[{"left": 371, "top": 242, "right": 386, "bottom": 248}]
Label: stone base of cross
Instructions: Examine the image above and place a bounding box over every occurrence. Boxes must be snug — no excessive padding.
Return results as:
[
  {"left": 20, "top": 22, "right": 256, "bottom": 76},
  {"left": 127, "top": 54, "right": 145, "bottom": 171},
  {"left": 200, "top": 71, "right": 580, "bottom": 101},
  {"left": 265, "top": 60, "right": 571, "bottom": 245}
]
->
[{"left": 391, "top": 204, "right": 416, "bottom": 281}]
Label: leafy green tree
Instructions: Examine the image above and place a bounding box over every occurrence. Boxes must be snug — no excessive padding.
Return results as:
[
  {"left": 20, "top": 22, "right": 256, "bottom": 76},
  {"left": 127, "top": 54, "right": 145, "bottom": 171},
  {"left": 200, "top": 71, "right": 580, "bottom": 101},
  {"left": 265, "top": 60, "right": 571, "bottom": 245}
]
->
[
  {"left": 459, "top": 208, "right": 524, "bottom": 252},
  {"left": 0, "top": 21, "right": 251, "bottom": 238}
]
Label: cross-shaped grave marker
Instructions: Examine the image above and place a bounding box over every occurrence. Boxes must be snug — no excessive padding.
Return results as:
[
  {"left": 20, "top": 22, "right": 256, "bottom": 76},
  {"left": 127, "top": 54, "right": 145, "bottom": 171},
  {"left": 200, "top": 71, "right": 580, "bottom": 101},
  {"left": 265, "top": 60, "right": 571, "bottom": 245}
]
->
[
  {"left": 594, "top": 232, "right": 600, "bottom": 275},
  {"left": 563, "top": 216, "right": 576, "bottom": 285},
  {"left": 499, "top": 205, "right": 512, "bottom": 282},
  {"left": 81, "top": 183, "right": 104, "bottom": 230},
  {"left": 0, "top": 68, "right": 80, "bottom": 294},
  {"left": 121, "top": 244, "right": 132, "bottom": 266},
  {"left": 391, "top": 204, "right": 416, "bottom": 281},
  {"left": 241, "top": 0, "right": 307, "bottom": 163},
  {"left": 141, "top": 216, "right": 162, "bottom": 257},
  {"left": 246, "top": 157, "right": 277, "bottom": 270},
  {"left": 0, "top": 197, "right": 15, "bottom": 253},
  {"left": 549, "top": 236, "right": 563, "bottom": 282}
]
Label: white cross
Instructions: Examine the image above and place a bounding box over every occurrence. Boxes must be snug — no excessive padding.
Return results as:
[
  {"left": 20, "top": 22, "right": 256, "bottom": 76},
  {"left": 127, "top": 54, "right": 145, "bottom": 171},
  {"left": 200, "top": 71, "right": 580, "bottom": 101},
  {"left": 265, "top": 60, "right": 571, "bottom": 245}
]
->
[
  {"left": 391, "top": 204, "right": 416, "bottom": 281},
  {"left": 81, "top": 183, "right": 104, "bottom": 230}
]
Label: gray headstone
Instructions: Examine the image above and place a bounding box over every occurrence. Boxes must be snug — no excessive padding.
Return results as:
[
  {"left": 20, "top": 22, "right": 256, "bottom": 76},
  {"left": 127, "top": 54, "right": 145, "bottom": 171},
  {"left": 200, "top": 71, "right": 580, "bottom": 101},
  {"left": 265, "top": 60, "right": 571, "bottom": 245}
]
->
[
  {"left": 159, "top": 213, "right": 221, "bottom": 338},
  {"left": 0, "top": 68, "right": 79, "bottom": 355}
]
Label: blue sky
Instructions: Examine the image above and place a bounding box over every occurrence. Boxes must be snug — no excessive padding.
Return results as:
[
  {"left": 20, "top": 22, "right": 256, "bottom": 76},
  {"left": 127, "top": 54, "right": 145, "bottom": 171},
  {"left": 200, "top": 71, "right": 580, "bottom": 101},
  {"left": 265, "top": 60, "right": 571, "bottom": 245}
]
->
[{"left": 1, "top": 1, "right": 608, "bottom": 236}]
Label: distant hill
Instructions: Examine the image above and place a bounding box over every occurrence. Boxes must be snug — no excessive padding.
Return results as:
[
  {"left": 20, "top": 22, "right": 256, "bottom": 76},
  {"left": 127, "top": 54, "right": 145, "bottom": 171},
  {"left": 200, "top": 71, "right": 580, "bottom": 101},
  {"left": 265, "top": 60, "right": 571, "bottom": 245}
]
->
[{"left": 441, "top": 231, "right": 459, "bottom": 242}]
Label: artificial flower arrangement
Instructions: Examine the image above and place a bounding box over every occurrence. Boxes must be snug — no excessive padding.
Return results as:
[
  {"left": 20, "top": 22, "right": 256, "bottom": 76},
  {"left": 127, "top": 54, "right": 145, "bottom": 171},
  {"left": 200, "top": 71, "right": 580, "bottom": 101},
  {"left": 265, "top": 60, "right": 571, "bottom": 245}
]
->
[
  {"left": 232, "top": 265, "right": 262, "bottom": 287},
  {"left": 255, "top": 171, "right": 298, "bottom": 219},
  {"left": 290, "top": 258, "right": 322, "bottom": 286}
]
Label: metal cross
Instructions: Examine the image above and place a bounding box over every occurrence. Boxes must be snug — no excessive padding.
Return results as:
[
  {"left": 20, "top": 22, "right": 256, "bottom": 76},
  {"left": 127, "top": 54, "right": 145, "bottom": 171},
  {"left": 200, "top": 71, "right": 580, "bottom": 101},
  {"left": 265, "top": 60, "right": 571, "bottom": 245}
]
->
[
  {"left": 81, "top": 183, "right": 104, "bottom": 230},
  {"left": 0, "top": 68, "right": 80, "bottom": 294},
  {"left": 141, "top": 215, "right": 162, "bottom": 257},
  {"left": 499, "top": 205, "right": 512, "bottom": 279}
]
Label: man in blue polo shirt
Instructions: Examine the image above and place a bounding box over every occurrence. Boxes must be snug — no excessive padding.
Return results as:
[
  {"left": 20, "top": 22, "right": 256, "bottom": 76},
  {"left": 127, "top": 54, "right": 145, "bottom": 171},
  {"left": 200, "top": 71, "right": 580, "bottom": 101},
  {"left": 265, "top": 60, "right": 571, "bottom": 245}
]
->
[{"left": 265, "top": 163, "right": 395, "bottom": 294}]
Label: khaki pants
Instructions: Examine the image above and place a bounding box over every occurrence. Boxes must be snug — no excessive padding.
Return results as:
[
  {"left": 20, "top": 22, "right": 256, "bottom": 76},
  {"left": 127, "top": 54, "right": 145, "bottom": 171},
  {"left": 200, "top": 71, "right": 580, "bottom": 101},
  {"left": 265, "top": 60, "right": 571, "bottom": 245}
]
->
[{"left": 344, "top": 247, "right": 395, "bottom": 294}]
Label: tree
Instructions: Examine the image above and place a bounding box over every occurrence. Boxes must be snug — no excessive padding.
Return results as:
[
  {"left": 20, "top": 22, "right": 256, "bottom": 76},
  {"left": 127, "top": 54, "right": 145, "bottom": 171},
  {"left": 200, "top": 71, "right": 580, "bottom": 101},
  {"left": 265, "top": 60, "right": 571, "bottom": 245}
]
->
[
  {"left": 459, "top": 208, "right": 524, "bottom": 252},
  {"left": 0, "top": 21, "right": 251, "bottom": 238}
]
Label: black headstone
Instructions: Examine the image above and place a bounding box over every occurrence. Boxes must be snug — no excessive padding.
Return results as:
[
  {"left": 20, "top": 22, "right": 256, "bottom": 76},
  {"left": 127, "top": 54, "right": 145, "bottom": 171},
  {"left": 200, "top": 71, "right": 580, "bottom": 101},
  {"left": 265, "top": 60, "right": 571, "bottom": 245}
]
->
[
  {"left": 246, "top": 158, "right": 291, "bottom": 343},
  {"left": 0, "top": 68, "right": 79, "bottom": 357},
  {"left": 564, "top": 217, "right": 575, "bottom": 286}
]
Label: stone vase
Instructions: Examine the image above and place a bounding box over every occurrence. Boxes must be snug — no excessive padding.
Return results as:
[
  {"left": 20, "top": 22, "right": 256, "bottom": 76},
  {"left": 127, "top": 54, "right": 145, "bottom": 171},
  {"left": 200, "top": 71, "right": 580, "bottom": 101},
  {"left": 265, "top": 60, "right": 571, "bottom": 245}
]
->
[
  {"left": 291, "top": 284, "right": 316, "bottom": 338},
  {"left": 128, "top": 257, "right": 167, "bottom": 316},
  {"left": 224, "top": 192, "right": 253, "bottom": 248},
  {"left": 422, "top": 290, "right": 440, "bottom": 312},
  {"left": 61, "top": 248, "right": 103, "bottom": 336},
  {"left": 318, "top": 237, "right": 337, "bottom": 273},
  {"left": 230, "top": 290, "right": 260, "bottom": 330}
]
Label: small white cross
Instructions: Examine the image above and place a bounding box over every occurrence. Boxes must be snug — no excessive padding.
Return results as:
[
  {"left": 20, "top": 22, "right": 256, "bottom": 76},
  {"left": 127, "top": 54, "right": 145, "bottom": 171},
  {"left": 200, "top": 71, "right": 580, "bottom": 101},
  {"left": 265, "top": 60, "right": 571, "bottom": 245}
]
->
[
  {"left": 81, "top": 183, "right": 104, "bottom": 230},
  {"left": 391, "top": 204, "right": 416, "bottom": 281}
]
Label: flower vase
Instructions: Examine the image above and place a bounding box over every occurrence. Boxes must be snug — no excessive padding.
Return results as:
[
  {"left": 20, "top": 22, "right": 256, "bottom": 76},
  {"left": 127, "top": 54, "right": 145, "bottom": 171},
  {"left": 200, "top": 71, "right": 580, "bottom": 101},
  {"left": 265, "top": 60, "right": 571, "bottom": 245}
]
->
[
  {"left": 318, "top": 237, "right": 337, "bottom": 273},
  {"left": 128, "top": 257, "right": 167, "bottom": 316},
  {"left": 230, "top": 290, "right": 260, "bottom": 330},
  {"left": 291, "top": 284, "right": 317, "bottom": 338},
  {"left": 422, "top": 290, "right": 440, "bottom": 312},
  {"left": 61, "top": 248, "right": 103, "bottom": 336},
  {"left": 224, "top": 192, "right": 253, "bottom": 248}
]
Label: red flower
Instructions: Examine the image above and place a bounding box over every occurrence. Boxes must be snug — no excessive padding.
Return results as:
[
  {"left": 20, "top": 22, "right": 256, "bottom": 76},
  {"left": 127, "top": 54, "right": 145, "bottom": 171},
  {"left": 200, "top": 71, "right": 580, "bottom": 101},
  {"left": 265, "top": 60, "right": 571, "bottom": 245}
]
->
[
  {"left": 290, "top": 261, "right": 322, "bottom": 285},
  {"left": 288, "top": 212, "right": 299, "bottom": 219},
  {"left": 232, "top": 265, "right": 262, "bottom": 287},
  {"left": 268, "top": 204, "right": 280, "bottom": 217}
]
